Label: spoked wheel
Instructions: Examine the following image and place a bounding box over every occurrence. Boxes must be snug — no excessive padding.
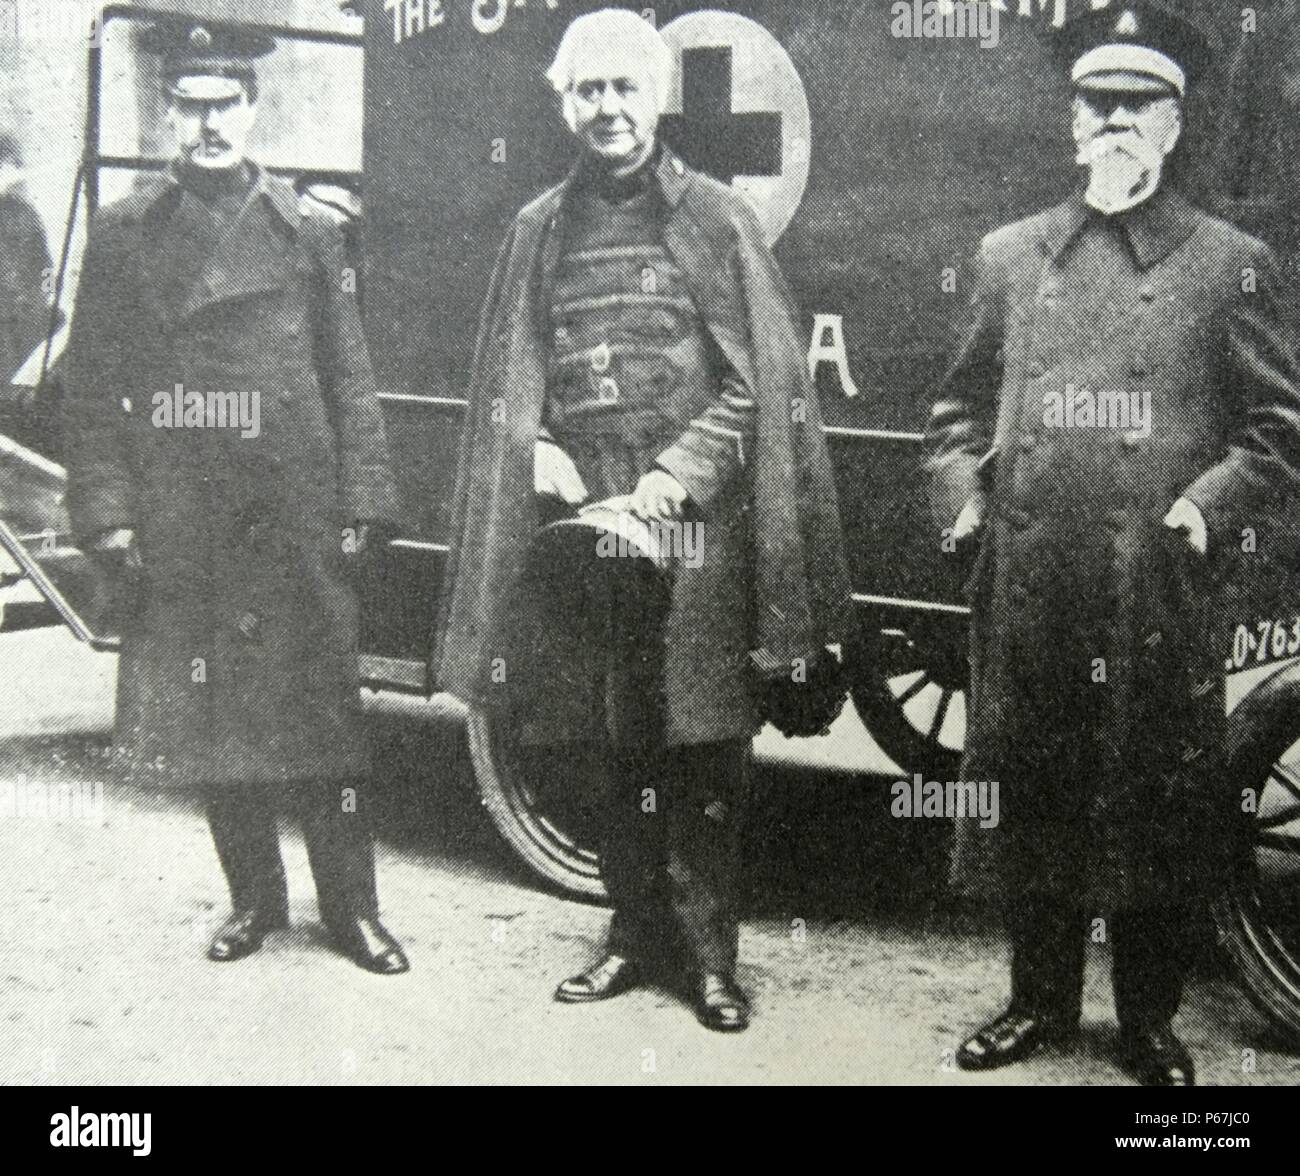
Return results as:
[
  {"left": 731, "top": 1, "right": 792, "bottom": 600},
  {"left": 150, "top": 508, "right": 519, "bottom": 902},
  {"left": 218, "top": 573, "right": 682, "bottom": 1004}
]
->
[
  {"left": 1214, "top": 751, "right": 1300, "bottom": 1048},
  {"left": 466, "top": 704, "right": 608, "bottom": 899},
  {"left": 847, "top": 606, "right": 968, "bottom": 780}
]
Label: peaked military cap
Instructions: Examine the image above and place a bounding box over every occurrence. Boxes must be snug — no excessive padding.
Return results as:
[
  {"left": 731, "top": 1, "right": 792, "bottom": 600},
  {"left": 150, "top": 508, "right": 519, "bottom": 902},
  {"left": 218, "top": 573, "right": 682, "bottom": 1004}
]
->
[
  {"left": 139, "top": 18, "right": 275, "bottom": 101},
  {"left": 1051, "top": 1, "right": 1220, "bottom": 97}
]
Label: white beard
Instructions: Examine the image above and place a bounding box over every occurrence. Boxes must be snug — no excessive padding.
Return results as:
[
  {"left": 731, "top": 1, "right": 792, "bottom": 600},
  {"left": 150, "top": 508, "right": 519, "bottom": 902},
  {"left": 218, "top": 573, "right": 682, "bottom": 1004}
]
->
[{"left": 1077, "top": 133, "right": 1165, "bottom": 215}]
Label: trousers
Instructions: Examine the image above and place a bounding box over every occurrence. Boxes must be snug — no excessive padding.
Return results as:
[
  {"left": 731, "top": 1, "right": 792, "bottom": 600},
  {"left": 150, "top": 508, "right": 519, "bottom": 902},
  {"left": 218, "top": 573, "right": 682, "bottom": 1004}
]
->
[
  {"left": 204, "top": 777, "right": 379, "bottom": 929},
  {"left": 601, "top": 740, "right": 750, "bottom": 976},
  {"left": 1008, "top": 896, "right": 1187, "bottom": 1030}
]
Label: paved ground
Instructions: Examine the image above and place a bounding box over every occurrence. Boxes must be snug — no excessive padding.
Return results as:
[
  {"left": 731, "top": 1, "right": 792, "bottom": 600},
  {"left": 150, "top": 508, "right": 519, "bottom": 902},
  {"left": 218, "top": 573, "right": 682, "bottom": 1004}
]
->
[{"left": 2, "top": 625, "right": 1299, "bottom": 1085}]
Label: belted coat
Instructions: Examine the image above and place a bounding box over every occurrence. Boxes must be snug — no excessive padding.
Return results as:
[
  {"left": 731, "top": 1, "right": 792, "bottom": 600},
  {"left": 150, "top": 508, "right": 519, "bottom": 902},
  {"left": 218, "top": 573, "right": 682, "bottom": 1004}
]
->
[
  {"left": 924, "top": 187, "right": 1300, "bottom": 908},
  {"left": 61, "top": 165, "right": 398, "bottom": 787}
]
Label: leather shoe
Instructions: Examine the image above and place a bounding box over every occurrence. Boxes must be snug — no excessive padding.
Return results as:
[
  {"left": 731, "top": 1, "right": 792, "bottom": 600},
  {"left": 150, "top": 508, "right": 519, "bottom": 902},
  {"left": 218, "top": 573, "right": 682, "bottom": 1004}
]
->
[
  {"left": 957, "top": 1008, "right": 1076, "bottom": 1071},
  {"left": 555, "top": 954, "right": 641, "bottom": 1003},
  {"left": 207, "top": 907, "right": 288, "bottom": 962},
  {"left": 329, "top": 916, "right": 409, "bottom": 975},
  {"left": 1119, "top": 1025, "right": 1195, "bottom": 1086},
  {"left": 692, "top": 972, "right": 750, "bottom": 1032}
]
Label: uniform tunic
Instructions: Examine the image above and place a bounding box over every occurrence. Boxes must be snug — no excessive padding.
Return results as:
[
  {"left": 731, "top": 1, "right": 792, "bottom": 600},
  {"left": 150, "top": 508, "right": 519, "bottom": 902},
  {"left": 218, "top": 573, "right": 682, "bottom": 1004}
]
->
[{"left": 542, "top": 160, "right": 758, "bottom": 746}]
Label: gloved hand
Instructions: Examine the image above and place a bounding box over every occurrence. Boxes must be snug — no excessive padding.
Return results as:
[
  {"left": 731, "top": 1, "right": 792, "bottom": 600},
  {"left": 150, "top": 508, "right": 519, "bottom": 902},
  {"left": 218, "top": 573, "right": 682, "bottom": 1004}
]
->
[
  {"left": 343, "top": 520, "right": 400, "bottom": 578},
  {"left": 1163, "top": 496, "right": 1208, "bottom": 556},
  {"left": 85, "top": 527, "right": 145, "bottom": 632},
  {"left": 87, "top": 527, "right": 143, "bottom": 572}
]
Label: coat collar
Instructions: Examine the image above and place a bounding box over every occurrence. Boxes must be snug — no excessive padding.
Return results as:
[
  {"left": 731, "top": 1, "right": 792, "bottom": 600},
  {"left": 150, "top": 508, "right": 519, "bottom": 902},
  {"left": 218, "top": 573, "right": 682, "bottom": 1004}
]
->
[
  {"left": 555, "top": 141, "right": 692, "bottom": 212},
  {"left": 131, "top": 160, "right": 304, "bottom": 323},
  {"left": 136, "top": 159, "right": 301, "bottom": 235},
  {"left": 1041, "top": 184, "right": 1198, "bottom": 270}
]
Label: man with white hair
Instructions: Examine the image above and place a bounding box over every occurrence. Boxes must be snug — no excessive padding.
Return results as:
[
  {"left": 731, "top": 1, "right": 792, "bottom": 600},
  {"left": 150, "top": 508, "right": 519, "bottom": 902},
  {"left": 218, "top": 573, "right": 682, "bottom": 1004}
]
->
[
  {"left": 925, "top": 2, "right": 1300, "bottom": 1084},
  {"left": 439, "top": 9, "right": 850, "bottom": 1032}
]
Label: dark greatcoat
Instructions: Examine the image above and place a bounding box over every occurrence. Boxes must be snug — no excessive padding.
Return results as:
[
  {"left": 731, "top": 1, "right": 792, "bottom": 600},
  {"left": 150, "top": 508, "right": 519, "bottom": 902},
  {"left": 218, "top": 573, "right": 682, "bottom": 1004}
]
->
[
  {"left": 61, "top": 164, "right": 398, "bottom": 787},
  {"left": 437, "top": 150, "right": 852, "bottom": 745},
  {"left": 0, "top": 183, "right": 55, "bottom": 384},
  {"left": 925, "top": 187, "right": 1300, "bottom": 909}
]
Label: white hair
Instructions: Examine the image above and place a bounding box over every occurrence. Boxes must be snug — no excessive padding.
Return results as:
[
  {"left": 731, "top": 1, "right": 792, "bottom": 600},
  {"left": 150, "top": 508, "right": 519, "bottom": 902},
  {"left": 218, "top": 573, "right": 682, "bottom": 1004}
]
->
[{"left": 545, "top": 9, "right": 675, "bottom": 128}]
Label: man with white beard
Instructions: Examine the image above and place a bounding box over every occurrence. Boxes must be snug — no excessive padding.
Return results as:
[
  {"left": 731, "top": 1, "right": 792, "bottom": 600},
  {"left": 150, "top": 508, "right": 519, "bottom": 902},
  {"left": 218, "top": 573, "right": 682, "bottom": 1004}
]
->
[{"left": 924, "top": 2, "right": 1300, "bottom": 1085}]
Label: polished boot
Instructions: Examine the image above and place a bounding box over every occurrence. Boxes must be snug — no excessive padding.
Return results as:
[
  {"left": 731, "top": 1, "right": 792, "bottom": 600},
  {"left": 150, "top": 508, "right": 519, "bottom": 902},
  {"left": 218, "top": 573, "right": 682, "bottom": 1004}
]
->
[
  {"left": 207, "top": 906, "right": 289, "bottom": 962},
  {"left": 1119, "top": 1025, "right": 1195, "bottom": 1086},
  {"left": 691, "top": 972, "right": 749, "bottom": 1032},
  {"left": 956, "top": 1008, "right": 1077, "bottom": 1071},
  {"left": 299, "top": 779, "right": 408, "bottom": 975},
  {"left": 555, "top": 954, "right": 642, "bottom": 1003},
  {"left": 329, "top": 916, "right": 409, "bottom": 975}
]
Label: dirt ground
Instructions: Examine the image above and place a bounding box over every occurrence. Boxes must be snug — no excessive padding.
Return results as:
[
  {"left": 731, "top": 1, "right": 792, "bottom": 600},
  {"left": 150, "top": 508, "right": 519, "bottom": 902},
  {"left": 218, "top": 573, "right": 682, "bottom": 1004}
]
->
[
  {"left": 1, "top": 626, "right": 1298, "bottom": 1086},
  {"left": 0, "top": 750, "right": 1296, "bottom": 1087}
]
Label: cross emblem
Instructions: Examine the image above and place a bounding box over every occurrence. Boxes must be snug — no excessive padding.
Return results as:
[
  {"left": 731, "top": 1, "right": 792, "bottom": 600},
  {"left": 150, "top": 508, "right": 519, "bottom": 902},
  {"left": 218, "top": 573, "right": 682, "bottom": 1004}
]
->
[{"left": 661, "top": 46, "right": 783, "bottom": 184}]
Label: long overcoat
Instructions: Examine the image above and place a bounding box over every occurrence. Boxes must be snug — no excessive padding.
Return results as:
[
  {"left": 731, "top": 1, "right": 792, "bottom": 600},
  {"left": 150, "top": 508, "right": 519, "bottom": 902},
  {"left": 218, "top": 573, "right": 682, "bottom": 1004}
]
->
[
  {"left": 0, "top": 184, "right": 54, "bottom": 384},
  {"left": 436, "top": 150, "right": 852, "bottom": 747},
  {"left": 924, "top": 187, "right": 1300, "bottom": 908},
  {"left": 61, "top": 165, "right": 398, "bottom": 787}
]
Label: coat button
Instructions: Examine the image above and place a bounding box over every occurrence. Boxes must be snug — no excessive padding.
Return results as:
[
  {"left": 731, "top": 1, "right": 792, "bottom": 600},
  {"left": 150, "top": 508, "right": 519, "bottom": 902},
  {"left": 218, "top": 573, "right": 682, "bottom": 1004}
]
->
[
  {"left": 1027, "top": 359, "right": 1046, "bottom": 378},
  {"left": 121, "top": 397, "right": 132, "bottom": 413},
  {"left": 236, "top": 611, "right": 262, "bottom": 642},
  {"left": 1019, "top": 432, "right": 1037, "bottom": 451},
  {"left": 1139, "top": 286, "right": 1156, "bottom": 302},
  {"left": 1008, "top": 507, "right": 1031, "bottom": 530},
  {"left": 1121, "top": 432, "right": 1144, "bottom": 449},
  {"left": 1131, "top": 357, "right": 1148, "bottom": 377},
  {"left": 1105, "top": 510, "right": 1125, "bottom": 531}
]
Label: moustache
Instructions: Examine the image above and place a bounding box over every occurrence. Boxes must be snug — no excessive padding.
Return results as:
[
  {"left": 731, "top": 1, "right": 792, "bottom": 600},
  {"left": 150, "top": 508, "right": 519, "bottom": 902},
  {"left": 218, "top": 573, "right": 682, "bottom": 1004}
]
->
[{"left": 1077, "top": 131, "right": 1153, "bottom": 168}]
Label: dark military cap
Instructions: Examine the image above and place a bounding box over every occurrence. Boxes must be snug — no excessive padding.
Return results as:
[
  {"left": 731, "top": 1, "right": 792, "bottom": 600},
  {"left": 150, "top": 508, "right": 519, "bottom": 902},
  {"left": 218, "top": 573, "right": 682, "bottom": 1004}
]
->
[
  {"left": 138, "top": 19, "right": 275, "bottom": 101},
  {"left": 1051, "top": 1, "right": 1220, "bottom": 97}
]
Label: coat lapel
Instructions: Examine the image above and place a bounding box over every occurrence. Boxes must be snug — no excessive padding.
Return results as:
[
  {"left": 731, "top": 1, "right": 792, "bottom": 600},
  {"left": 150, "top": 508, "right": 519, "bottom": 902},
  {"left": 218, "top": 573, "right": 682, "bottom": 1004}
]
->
[{"left": 180, "top": 167, "right": 299, "bottom": 320}]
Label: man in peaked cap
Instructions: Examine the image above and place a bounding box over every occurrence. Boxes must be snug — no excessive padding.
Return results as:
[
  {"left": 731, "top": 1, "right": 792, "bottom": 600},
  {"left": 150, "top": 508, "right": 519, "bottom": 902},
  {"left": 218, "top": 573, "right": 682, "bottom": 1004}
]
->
[
  {"left": 925, "top": 0, "right": 1300, "bottom": 1084},
  {"left": 61, "top": 20, "right": 409, "bottom": 974}
]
